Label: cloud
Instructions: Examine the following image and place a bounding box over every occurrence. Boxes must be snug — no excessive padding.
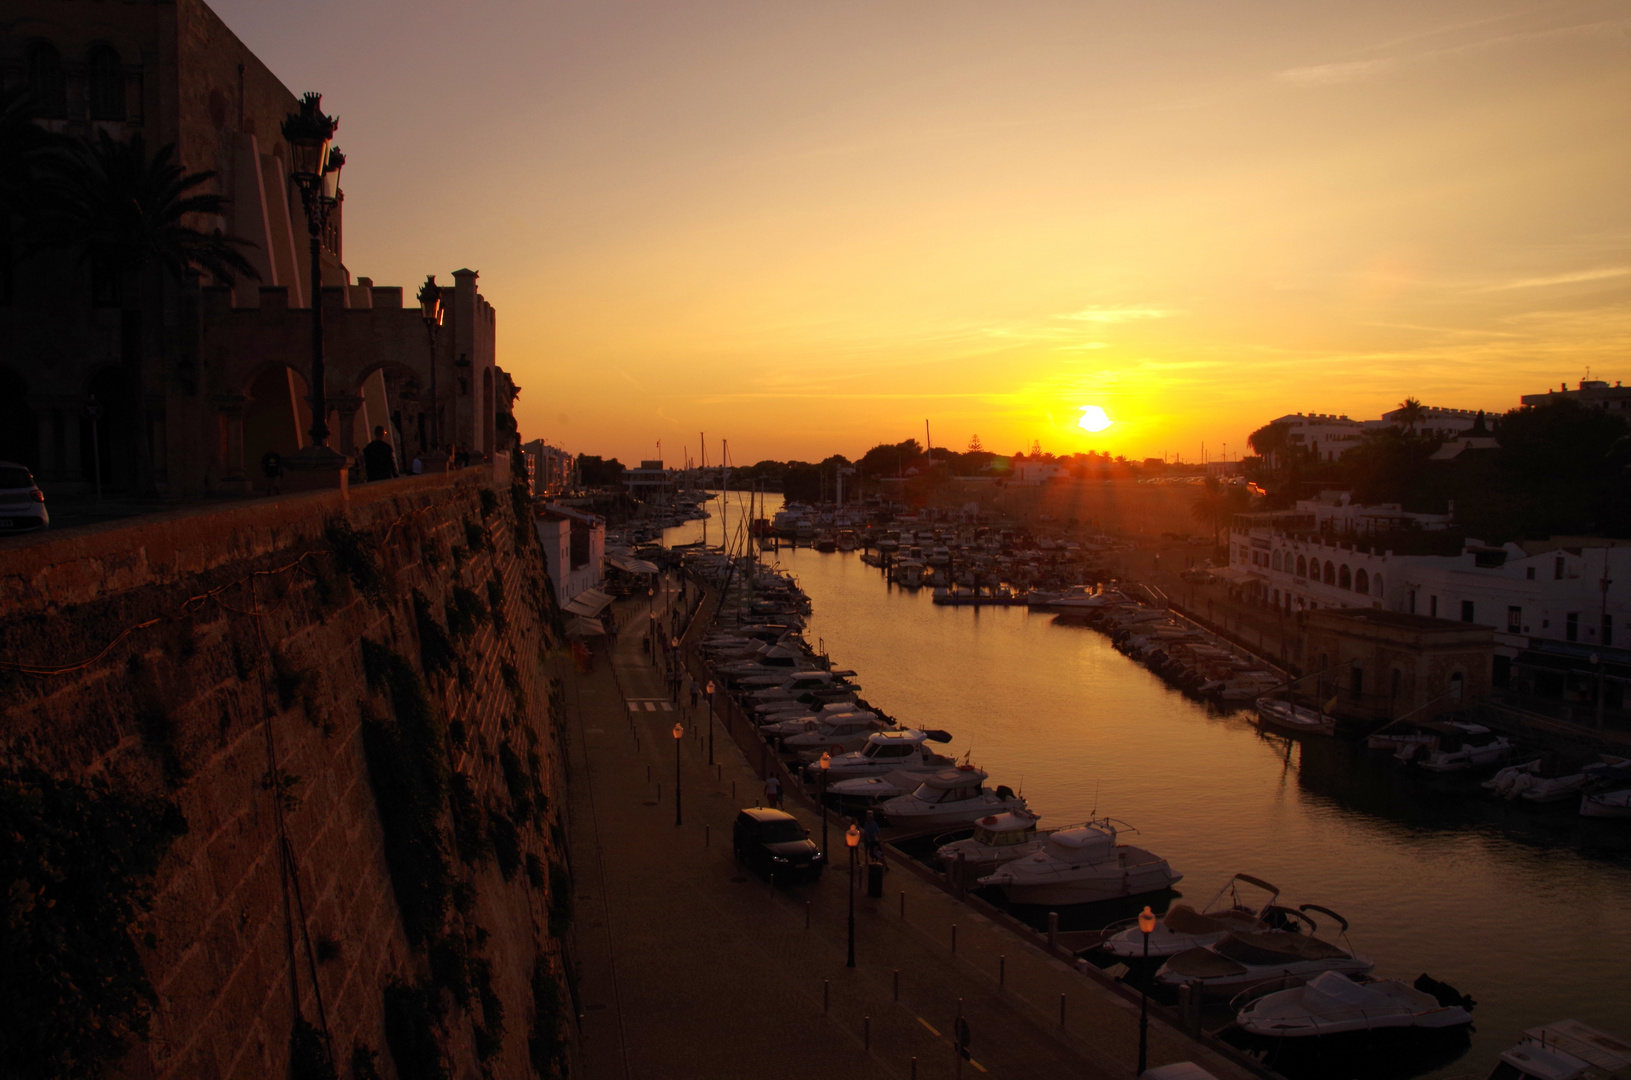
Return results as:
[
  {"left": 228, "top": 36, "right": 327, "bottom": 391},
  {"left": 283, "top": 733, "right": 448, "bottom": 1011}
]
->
[
  {"left": 1276, "top": 59, "right": 1391, "bottom": 85},
  {"left": 1483, "top": 267, "right": 1630, "bottom": 291},
  {"left": 1060, "top": 306, "right": 1180, "bottom": 323}
]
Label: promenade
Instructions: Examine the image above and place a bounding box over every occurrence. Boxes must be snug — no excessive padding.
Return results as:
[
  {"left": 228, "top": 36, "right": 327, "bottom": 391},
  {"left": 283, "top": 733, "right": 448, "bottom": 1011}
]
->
[{"left": 559, "top": 573, "right": 1259, "bottom": 1080}]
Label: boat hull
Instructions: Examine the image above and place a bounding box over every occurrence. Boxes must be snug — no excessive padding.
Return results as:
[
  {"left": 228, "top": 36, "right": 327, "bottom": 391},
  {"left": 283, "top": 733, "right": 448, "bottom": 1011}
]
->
[{"left": 990, "top": 863, "right": 1182, "bottom": 907}]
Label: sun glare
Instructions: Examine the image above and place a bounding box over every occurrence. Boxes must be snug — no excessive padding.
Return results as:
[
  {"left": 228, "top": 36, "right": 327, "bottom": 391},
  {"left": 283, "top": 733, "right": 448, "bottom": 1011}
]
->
[{"left": 1078, "top": 405, "right": 1112, "bottom": 433}]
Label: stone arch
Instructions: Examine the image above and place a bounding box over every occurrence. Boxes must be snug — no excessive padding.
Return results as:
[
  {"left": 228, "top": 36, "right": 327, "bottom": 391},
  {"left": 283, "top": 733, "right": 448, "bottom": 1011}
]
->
[
  {"left": 1339, "top": 564, "right": 1352, "bottom": 590},
  {"left": 83, "top": 366, "right": 140, "bottom": 490},
  {"left": 243, "top": 363, "right": 309, "bottom": 489},
  {"left": 1296, "top": 554, "right": 1307, "bottom": 577},
  {"left": 86, "top": 43, "right": 125, "bottom": 121},
  {"left": 1323, "top": 560, "right": 1336, "bottom": 586},
  {"left": 0, "top": 366, "right": 38, "bottom": 472},
  {"left": 1355, "top": 568, "right": 1370, "bottom": 594},
  {"left": 26, "top": 41, "right": 66, "bottom": 120},
  {"left": 353, "top": 359, "right": 427, "bottom": 466}
]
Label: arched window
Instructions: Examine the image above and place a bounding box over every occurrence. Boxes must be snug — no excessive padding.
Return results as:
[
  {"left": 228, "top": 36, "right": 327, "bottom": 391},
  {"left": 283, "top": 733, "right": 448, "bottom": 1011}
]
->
[
  {"left": 87, "top": 44, "right": 125, "bottom": 120},
  {"left": 1355, "top": 568, "right": 1370, "bottom": 594},
  {"left": 26, "top": 41, "right": 67, "bottom": 120},
  {"left": 1296, "top": 555, "right": 1307, "bottom": 577},
  {"left": 1272, "top": 551, "right": 1282, "bottom": 570},
  {"left": 1323, "top": 561, "right": 1336, "bottom": 586},
  {"left": 1339, "top": 564, "right": 1352, "bottom": 590}
]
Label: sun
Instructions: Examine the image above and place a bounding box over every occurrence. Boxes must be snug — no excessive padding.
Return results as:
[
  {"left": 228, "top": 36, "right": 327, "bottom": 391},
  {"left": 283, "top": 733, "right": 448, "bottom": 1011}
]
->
[{"left": 1077, "top": 405, "right": 1113, "bottom": 433}]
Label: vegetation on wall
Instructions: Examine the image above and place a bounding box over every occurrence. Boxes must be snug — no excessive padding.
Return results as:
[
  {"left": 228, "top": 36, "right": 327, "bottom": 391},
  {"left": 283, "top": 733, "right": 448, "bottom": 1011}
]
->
[
  {"left": 383, "top": 979, "right": 449, "bottom": 1080},
  {"left": 324, "top": 518, "right": 388, "bottom": 605},
  {"left": 1, "top": 767, "right": 186, "bottom": 1080},
  {"left": 527, "top": 958, "right": 567, "bottom": 1078},
  {"left": 412, "top": 590, "right": 456, "bottom": 676}
]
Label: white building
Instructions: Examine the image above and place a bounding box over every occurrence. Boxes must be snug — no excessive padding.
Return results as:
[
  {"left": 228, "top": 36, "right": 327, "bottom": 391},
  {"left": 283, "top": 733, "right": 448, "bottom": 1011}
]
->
[
  {"left": 1520, "top": 378, "right": 1631, "bottom": 415},
  {"left": 1011, "top": 459, "right": 1065, "bottom": 485},
  {"left": 1267, "top": 413, "right": 1368, "bottom": 462},
  {"left": 534, "top": 504, "right": 605, "bottom": 605},
  {"left": 623, "top": 459, "right": 673, "bottom": 501}
]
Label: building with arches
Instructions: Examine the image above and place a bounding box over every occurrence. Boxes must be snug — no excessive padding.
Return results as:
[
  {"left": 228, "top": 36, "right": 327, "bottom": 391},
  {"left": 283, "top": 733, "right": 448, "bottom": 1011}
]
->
[{"left": 1, "top": 0, "right": 514, "bottom": 496}]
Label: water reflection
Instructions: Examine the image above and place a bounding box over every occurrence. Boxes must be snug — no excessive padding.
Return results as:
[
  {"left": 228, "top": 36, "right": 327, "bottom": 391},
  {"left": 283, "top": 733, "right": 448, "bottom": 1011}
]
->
[{"left": 663, "top": 497, "right": 1631, "bottom": 1079}]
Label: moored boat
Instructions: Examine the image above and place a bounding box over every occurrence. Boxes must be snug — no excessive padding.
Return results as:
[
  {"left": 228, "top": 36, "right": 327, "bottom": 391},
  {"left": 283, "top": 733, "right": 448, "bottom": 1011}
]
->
[
  {"left": 1233, "top": 970, "right": 1474, "bottom": 1044},
  {"left": 976, "top": 818, "right": 1182, "bottom": 906},
  {"left": 1098, "top": 873, "right": 1284, "bottom": 960},
  {"left": 877, "top": 766, "right": 1027, "bottom": 832},
  {"left": 1255, "top": 697, "right": 1337, "bottom": 737},
  {"left": 1156, "top": 905, "right": 1373, "bottom": 998}
]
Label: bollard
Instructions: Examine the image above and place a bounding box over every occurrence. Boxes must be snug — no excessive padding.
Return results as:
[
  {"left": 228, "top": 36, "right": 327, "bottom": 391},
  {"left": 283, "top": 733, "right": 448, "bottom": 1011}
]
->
[
  {"left": 716, "top": 763, "right": 721, "bottom": 782},
  {"left": 900, "top": 891, "right": 906, "bottom": 919},
  {"left": 823, "top": 979, "right": 829, "bottom": 1014},
  {"left": 951, "top": 924, "right": 957, "bottom": 953},
  {"left": 732, "top": 779, "right": 736, "bottom": 801},
  {"left": 806, "top": 901, "right": 811, "bottom": 930},
  {"left": 892, "top": 969, "right": 899, "bottom": 1001},
  {"left": 704, "top": 825, "right": 710, "bottom": 848},
  {"left": 647, "top": 765, "right": 651, "bottom": 782},
  {"left": 910, "top": 1057, "right": 917, "bottom": 1080},
  {"left": 999, "top": 955, "right": 1006, "bottom": 988},
  {"left": 864, "top": 1015, "right": 871, "bottom": 1052},
  {"left": 1059, "top": 993, "right": 1066, "bottom": 1028},
  {"left": 1047, "top": 911, "right": 1059, "bottom": 948},
  {"left": 656, "top": 782, "right": 661, "bottom": 800}
]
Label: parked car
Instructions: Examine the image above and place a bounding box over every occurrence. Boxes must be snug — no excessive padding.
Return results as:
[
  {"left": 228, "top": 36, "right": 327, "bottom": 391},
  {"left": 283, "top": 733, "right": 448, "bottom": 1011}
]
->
[
  {"left": 732, "top": 807, "right": 824, "bottom": 884},
  {"left": 0, "top": 462, "right": 48, "bottom": 532}
]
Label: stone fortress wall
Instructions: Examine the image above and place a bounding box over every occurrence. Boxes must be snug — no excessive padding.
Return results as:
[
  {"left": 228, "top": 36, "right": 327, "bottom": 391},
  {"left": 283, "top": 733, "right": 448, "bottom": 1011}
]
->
[{"left": 0, "top": 467, "right": 572, "bottom": 1080}]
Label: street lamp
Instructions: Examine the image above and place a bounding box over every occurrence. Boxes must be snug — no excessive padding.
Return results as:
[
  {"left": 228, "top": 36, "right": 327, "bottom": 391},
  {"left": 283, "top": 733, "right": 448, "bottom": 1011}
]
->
[
  {"left": 83, "top": 395, "right": 103, "bottom": 500},
  {"left": 818, "top": 752, "right": 831, "bottom": 856},
  {"left": 1137, "top": 904, "right": 1156, "bottom": 1075},
  {"left": 416, "top": 275, "right": 445, "bottom": 468},
  {"left": 705, "top": 680, "right": 717, "bottom": 763},
  {"left": 669, "top": 637, "right": 680, "bottom": 702},
  {"left": 845, "top": 822, "right": 860, "bottom": 968},
  {"left": 672, "top": 722, "right": 684, "bottom": 826},
  {"left": 280, "top": 93, "right": 348, "bottom": 477}
]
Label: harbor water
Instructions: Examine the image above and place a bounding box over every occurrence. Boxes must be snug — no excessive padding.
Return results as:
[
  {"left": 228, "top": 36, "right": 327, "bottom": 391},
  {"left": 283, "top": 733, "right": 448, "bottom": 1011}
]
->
[{"left": 664, "top": 494, "right": 1631, "bottom": 1079}]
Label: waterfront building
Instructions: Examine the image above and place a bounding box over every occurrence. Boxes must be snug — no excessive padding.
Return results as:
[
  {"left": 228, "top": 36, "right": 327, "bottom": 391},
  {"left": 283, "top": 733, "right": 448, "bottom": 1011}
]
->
[
  {"left": 535, "top": 503, "right": 605, "bottom": 605},
  {"left": 1265, "top": 412, "right": 1367, "bottom": 462},
  {"left": 1520, "top": 377, "right": 1631, "bottom": 414},
  {"left": 521, "top": 439, "right": 574, "bottom": 495},
  {"left": 1, "top": 0, "right": 513, "bottom": 496},
  {"left": 1301, "top": 609, "right": 1495, "bottom": 723},
  {"left": 623, "top": 459, "right": 673, "bottom": 502}
]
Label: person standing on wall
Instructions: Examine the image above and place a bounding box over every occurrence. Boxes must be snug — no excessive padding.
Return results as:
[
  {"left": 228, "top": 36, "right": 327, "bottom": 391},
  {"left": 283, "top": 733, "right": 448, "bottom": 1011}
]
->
[{"left": 363, "top": 426, "right": 398, "bottom": 482}]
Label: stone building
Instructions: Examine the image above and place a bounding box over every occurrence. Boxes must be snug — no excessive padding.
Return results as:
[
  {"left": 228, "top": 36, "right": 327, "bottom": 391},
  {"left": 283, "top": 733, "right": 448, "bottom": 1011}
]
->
[
  {"left": 1302, "top": 608, "right": 1494, "bottom": 723},
  {"left": 1, "top": 0, "right": 512, "bottom": 496}
]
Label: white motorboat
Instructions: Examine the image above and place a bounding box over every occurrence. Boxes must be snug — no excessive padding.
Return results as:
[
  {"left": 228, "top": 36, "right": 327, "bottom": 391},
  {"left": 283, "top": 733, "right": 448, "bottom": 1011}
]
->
[
  {"left": 784, "top": 715, "right": 894, "bottom": 757},
  {"left": 877, "top": 766, "right": 1027, "bottom": 831},
  {"left": 1156, "top": 905, "right": 1373, "bottom": 998},
  {"left": 809, "top": 729, "right": 955, "bottom": 781},
  {"left": 1234, "top": 971, "right": 1473, "bottom": 1042},
  {"left": 759, "top": 705, "right": 876, "bottom": 738},
  {"left": 1376, "top": 719, "right": 1514, "bottom": 771},
  {"left": 1255, "top": 697, "right": 1337, "bottom": 737},
  {"left": 976, "top": 818, "right": 1182, "bottom": 906},
  {"left": 827, "top": 767, "right": 948, "bottom": 804},
  {"left": 1484, "top": 758, "right": 1546, "bottom": 797},
  {"left": 1486, "top": 1019, "right": 1631, "bottom": 1080},
  {"left": 934, "top": 810, "right": 1045, "bottom": 877},
  {"left": 896, "top": 559, "right": 925, "bottom": 587},
  {"left": 1099, "top": 874, "right": 1285, "bottom": 961},
  {"left": 1050, "top": 587, "right": 1134, "bottom": 611},
  {"left": 1582, "top": 787, "right": 1631, "bottom": 819}
]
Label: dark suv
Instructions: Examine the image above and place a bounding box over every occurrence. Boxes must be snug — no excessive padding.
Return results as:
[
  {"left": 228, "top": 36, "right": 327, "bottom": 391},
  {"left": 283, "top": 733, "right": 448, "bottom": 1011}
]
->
[{"left": 732, "top": 807, "right": 824, "bottom": 884}]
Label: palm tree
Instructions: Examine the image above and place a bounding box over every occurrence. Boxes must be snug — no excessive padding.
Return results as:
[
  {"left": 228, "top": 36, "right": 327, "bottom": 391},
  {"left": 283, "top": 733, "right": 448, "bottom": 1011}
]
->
[
  {"left": 31, "top": 132, "right": 260, "bottom": 490},
  {"left": 1396, "top": 397, "right": 1425, "bottom": 436}
]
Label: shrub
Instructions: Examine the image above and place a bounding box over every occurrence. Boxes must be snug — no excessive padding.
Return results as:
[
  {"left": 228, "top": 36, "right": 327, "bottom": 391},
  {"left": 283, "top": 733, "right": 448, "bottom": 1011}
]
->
[{"left": 383, "top": 979, "right": 448, "bottom": 1080}]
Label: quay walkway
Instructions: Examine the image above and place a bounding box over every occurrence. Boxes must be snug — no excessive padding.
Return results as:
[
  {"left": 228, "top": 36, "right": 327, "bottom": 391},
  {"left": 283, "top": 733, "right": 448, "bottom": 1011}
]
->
[{"left": 559, "top": 573, "right": 1260, "bottom": 1080}]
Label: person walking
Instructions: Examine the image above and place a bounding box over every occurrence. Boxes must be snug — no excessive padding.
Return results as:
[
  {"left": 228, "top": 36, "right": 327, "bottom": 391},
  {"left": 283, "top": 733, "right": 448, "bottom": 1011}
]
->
[
  {"left": 863, "top": 809, "right": 882, "bottom": 860},
  {"left": 362, "top": 426, "right": 398, "bottom": 482},
  {"left": 763, "top": 773, "right": 782, "bottom": 809}
]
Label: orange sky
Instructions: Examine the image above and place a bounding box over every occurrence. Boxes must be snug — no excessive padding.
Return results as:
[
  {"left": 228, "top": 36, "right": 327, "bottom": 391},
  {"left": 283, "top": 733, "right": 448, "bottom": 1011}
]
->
[{"left": 215, "top": 0, "right": 1630, "bottom": 465}]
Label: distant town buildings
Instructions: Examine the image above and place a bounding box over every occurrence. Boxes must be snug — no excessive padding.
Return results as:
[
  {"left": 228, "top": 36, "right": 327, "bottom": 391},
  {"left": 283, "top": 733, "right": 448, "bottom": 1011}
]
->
[
  {"left": 1520, "top": 378, "right": 1631, "bottom": 413},
  {"left": 534, "top": 503, "right": 605, "bottom": 605}
]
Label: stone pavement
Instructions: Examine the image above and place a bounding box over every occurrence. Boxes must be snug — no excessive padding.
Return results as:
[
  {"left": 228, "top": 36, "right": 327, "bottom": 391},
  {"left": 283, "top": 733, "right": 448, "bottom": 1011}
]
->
[{"left": 560, "top": 573, "right": 1261, "bottom": 1080}]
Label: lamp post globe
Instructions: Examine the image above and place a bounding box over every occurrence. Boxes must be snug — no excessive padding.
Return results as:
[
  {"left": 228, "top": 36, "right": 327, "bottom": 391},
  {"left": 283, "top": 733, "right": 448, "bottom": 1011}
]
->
[
  {"left": 672, "top": 722, "right": 684, "bottom": 826},
  {"left": 1137, "top": 905, "right": 1156, "bottom": 1075},
  {"left": 845, "top": 823, "right": 861, "bottom": 967},
  {"left": 818, "top": 752, "right": 832, "bottom": 856}
]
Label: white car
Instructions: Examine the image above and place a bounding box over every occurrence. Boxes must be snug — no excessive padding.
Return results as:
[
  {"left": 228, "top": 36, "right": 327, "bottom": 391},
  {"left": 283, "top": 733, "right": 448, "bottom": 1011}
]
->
[{"left": 0, "top": 462, "right": 48, "bottom": 532}]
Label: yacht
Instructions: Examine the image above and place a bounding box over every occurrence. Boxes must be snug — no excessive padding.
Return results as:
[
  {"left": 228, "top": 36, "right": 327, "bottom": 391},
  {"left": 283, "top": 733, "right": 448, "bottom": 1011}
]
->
[
  {"left": 784, "top": 715, "right": 894, "bottom": 757},
  {"left": 976, "top": 819, "right": 1181, "bottom": 906},
  {"left": 934, "top": 810, "right": 1045, "bottom": 877},
  {"left": 1234, "top": 971, "right": 1474, "bottom": 1044},
  {"left": 896, "top": 559, "right": 925, "bottom": 587},
  {"left": 808, "top": 729, "right": 955, "bottom": 781},
  {"left": 877, "top": 767, "right": 1027, "bottom": 831},
  {"left": 759, "top": 704, "right": 875, "bottom": 737},
  {"left": 1099, "top": 874, "right": 1285, "bottom": 960},
  {"left": 1581, "top": 787, "right": 1631, "bottom": 819},
  {"left": 1485, "top": 1020, "right": 1630, "bottom": 1080},
  {"left": 836, "top": 528, "right": 857, "bottom": 552},
  {"left": 826, "top": 767, "right": 949, "bottom": 805},
  {"left": 1156, "top": 905, "right": 1373, "bottom": 998},
  {"left": 1051, "top": 588, "right": 1135, "bottom": 611}
]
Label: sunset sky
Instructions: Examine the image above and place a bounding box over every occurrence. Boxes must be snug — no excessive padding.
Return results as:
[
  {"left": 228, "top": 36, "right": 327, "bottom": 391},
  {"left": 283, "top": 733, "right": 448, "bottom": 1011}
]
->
[{"left": 214, "top": 0, "right": 1630, "bottom": 466}]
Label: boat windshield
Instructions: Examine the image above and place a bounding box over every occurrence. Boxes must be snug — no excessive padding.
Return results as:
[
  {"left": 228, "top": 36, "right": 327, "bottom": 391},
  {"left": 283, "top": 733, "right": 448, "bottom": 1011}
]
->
[{"left": 865, "top": 744, "right": 912, "bottom": 759}]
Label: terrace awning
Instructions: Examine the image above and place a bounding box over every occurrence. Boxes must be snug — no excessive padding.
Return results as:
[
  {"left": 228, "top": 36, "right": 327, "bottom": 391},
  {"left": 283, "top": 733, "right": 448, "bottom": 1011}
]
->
[
  {"left": 565, "top": 616, "right": 607, "bottom": 638},
  {"left": 606, "top": 553, "right": 661, "bottom": 574},
  {"left": 562, "top": 588, "right": 615, "bottom": 617}
]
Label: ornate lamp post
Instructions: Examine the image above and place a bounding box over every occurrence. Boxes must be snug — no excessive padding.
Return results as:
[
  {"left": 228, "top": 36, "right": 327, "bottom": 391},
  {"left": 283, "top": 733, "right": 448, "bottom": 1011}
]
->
[
  {"left": 416, "top": 275, "right": 447, "bottom": 471},
  {"left": 845, "top": 822, "right": 860, "bottom": 968},
  {"left": 818, "top": 751, "right": 831, "bottom": 856},
  {"left": 705, "top": 680, "right": 716, "bottom": 763},
  {"left": 1137, "top": 905, "right": 1156, "bottom": 1075},
  {"left": 279, "top": 93, "right": 349, "bottom": 482},
  {"left": 672, "top": 722, "right": 684, "bottom": 826},
  {"left": 669, "top": 637, "right": 680, "bottom": 702}
]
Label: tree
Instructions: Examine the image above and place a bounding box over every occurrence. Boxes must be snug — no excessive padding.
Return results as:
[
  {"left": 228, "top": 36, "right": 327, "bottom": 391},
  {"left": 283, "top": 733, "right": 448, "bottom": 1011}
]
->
[
  {"left": 31, "top": 132, "right": 260, "bottom": 490},
  {"left": 1190, "top": 477, "right": 1250, "bottom": 547},
  {"left": 575, "top": 455, "right": 625, "bottom": 487},
  {"left": 1246, "top": 421, "right": 1293, "bottom": 469},
  {"left": 1395, "top": 397, "right": 1425, "bottom": 436},
  {"left": 967, "top": 434, "right": 984, "bottom": 454}
]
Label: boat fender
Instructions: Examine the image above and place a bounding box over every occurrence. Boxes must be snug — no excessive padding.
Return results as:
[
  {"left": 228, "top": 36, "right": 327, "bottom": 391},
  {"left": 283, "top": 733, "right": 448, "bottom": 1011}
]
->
[
  {"left": 831, "top": 743, "right": 844, "bottom": 755},
  {"left": 980, "top": 816, "right": 998, "bottom": 825},
  {"left": 958, "top": 763, "right": 976, "bottom": 772}
]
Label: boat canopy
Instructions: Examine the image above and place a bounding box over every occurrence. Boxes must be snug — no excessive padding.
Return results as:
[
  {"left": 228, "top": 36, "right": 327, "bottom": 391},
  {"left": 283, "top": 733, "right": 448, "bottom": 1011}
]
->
[
  {"left": 924, "top": 767, "right": 987, "bottom": 789},
  {"left": 1045, "top": 825, "right": 1115, "bottom": 856},
  {"left": 1216, "top": 931, "right": 1351, "bottom": 965}
]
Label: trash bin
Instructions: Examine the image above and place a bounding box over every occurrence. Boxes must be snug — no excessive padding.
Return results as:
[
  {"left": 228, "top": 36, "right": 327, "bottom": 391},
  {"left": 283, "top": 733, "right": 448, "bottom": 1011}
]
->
[{"left": 867, "top": 858, "right": 885, "bottom": 898}]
